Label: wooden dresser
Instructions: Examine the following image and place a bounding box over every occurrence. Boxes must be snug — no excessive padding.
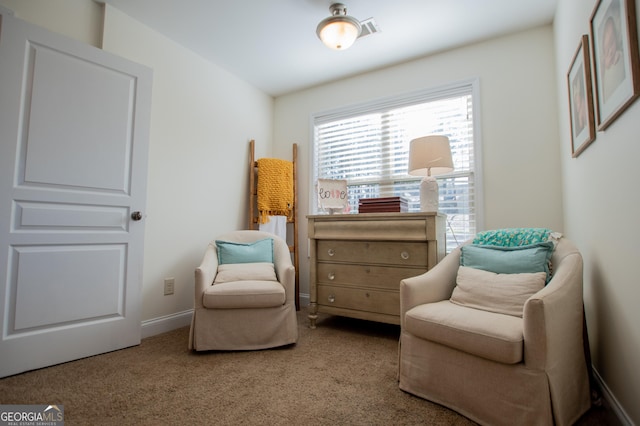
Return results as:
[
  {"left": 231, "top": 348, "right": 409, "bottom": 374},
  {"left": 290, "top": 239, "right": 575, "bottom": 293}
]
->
[{"left": 307, "top": 212, "right": 446, "bottom": 328}]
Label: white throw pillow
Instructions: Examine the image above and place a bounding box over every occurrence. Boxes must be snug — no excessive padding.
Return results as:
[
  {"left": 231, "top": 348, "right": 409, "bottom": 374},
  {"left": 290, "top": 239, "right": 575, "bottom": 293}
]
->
[
  {"left": 450, "top": 266, "right": 546, "bottom": 317},
  {"left": 214, "top": 262, "right": 277, "bottom": 284}
]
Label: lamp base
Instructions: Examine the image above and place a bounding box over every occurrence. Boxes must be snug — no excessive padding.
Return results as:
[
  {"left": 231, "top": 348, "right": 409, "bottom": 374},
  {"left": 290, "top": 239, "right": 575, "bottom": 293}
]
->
[{"left": 419, "top": 176, "right": 439, "bottom": 212}]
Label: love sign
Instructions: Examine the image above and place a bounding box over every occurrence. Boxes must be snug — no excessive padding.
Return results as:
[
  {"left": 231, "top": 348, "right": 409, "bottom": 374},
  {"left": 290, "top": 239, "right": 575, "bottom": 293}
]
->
[{"left": 317, "top": 179, "right": 348, "bottom": 213}]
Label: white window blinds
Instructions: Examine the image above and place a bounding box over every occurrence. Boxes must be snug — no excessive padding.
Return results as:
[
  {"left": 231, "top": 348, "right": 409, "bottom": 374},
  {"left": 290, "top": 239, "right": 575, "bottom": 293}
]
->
[{"left": 312, "top": 81, "right": 481, "bottom": 249}]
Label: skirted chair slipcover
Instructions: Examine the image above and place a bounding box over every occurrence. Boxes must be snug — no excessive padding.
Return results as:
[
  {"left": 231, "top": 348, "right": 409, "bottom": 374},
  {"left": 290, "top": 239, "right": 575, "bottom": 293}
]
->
[
  {"left": 398, "top": 235, "right": 591, "bottom": 426},
  {"left": 189, "top": 230, "right": 298, "bottom": 351}
]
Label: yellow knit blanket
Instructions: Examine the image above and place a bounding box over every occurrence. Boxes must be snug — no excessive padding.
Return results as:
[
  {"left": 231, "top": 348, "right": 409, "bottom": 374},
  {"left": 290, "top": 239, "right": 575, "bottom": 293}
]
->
[{"left": 257, "top": 158, "right": 293, "bottom": 224}]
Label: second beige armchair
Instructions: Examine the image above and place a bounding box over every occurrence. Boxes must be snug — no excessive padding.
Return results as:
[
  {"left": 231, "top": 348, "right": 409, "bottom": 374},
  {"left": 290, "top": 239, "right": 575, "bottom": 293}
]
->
[{"left": 398, "top": 237, "right": 591, "bottom": 426}]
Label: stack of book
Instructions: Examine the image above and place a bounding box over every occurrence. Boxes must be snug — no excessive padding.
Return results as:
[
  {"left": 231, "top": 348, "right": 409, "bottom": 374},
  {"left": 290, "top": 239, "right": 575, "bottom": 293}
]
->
[{"left": 358, "top": 197, "right": 409, "bottom": 213}]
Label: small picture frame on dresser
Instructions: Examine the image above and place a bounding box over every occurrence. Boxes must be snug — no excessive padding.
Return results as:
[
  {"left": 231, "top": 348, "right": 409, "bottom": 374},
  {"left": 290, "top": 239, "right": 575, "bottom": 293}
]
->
[{"left": 316, "top": 179, "right": 349, "bottom": 214}]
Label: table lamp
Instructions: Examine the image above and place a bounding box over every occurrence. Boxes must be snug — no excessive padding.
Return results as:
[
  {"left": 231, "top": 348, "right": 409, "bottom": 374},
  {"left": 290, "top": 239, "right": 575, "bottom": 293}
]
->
[{"left": 408, "top": 135, "right": 454, "bottom": 212}]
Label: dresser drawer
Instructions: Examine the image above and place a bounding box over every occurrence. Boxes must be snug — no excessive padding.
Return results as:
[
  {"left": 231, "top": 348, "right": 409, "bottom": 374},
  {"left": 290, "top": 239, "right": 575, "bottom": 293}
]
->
[
  {"left": 317, "top": 284, "right": 399, "bottom": 316},
  {"left": 316, "top": 263, "right": 426, "bottom": 290},
  {"left": 316, "top": 240, "right": 428, "bottom": 267}
]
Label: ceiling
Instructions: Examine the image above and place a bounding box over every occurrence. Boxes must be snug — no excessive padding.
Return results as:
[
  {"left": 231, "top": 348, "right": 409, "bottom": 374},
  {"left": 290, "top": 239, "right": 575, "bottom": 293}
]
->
[{"left": 101, "top": 0, "right": 558, "bottom": 97}]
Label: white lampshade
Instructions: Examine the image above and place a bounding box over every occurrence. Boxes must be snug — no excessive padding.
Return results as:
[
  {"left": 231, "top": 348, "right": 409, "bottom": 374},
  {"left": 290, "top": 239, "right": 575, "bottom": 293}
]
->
[
  {"left": 408, "top": 135, "right": 454, "bottom": 212},
  {"left": 317, "top": 3, "right": 361, "bottom": 50},
  {"left": 408, "top": 135, "right": 454, "bottom": 177}
]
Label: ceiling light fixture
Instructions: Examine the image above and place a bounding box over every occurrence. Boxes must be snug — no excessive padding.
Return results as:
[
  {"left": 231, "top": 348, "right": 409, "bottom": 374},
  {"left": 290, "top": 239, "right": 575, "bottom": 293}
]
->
[{"left": 316, "top": 3, "right": 362, "bottom": 50}]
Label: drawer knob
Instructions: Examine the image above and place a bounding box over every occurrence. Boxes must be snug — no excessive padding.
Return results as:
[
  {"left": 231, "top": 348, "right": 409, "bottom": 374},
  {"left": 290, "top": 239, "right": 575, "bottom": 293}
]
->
[
  {"left": 328, "top": 294, "right": 335, "bottom": 303},
  {"left": 327, "top": 248, "right": 335, "bottom": 257},
  {"left": 328, "top": 272, "right": 335, "bottom": 280},
  {"left": 401, "top": 251, "right": 410, "bottom": 260}
]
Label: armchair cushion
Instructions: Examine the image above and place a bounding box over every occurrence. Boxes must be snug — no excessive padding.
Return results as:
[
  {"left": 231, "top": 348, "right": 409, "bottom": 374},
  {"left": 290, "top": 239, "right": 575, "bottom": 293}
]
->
[
  {"left": 450, "top": 266, "right": 546, "bottom": 317},
  {"left": 460, "top": 241, "right": 554, "bottom": 280},
  {"left": 405, "top": 300, "right": 524, "bottom": 364},
  {"left": 203, "top": 280, "right": 285, "bottom": 309},
  {"left": 214, "top": 262, "right": 277, "bottom": 284},
  {"left": 215, "top": 238, "right": 273, "bottom": 264}
]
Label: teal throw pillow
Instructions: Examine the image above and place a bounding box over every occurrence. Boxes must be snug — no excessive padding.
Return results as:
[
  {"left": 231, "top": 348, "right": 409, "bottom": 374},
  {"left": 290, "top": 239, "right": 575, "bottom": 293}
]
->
[
  {"left": 472, "top": 228, "right": 552, "bottom": 247},
  {"left": 460, "top": 241, "right": 554, "bottom": 281},
  {"left": 216, "top": 238, "right": 274, "bottom": 264}
]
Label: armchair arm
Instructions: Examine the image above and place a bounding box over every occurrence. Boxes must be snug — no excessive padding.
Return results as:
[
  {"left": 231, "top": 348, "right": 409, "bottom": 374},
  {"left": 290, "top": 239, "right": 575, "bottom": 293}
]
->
[
  {"left": 522, "top": 247, "right": 590, "bottom": 422},
  {"left": 278, "top": 265, "right": 296, "bottom": 304},
  {"left": 273, "top": 240, "right": 296, "bottom": 304},
  {"left": 194, "top": 243, "right": 218, "bottom": 309},
  {"left": 400, "top": 247, "right": 461, "bottom": 326},
  {"left": 523, "top": 251, "right": 584, "bottom": 371}
]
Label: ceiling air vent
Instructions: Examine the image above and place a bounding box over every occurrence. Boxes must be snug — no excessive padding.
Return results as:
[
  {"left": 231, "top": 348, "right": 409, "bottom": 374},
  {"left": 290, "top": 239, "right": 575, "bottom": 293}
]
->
[{"left": 358, "top": 18, "right": 380, "bottom": 38}]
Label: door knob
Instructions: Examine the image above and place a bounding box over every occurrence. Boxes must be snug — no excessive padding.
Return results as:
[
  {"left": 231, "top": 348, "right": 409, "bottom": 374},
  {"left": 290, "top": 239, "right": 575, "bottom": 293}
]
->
[{"left": 131, "top": 211, "right": 143, "bottom": 221}]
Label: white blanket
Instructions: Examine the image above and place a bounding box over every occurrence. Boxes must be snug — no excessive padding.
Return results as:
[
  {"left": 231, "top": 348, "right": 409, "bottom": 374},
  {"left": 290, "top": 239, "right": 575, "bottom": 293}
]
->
[{"left": 258, "top": 215, "right": 287, "bottom": 240}]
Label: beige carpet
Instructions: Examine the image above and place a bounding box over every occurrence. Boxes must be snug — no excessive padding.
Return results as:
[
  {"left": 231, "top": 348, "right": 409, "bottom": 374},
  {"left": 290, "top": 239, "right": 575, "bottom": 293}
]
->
[{"left": 0, "top": 309, "right": 617, "bottom": 425}]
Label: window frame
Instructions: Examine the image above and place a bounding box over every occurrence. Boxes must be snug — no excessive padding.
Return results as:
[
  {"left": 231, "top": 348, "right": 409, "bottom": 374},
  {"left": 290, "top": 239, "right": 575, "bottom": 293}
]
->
[{"left": 309, "top": 78, "right": 484, "bottom": 248}]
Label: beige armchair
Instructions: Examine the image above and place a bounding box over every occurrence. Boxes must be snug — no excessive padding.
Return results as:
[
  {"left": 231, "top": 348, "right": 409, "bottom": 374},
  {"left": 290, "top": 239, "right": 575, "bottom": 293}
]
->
[
  {"left": 398, "top": 237, "right": 591, "bottom": 426},
  {"left": 189, "top": 230, "right": 298, "bottom": 351}
]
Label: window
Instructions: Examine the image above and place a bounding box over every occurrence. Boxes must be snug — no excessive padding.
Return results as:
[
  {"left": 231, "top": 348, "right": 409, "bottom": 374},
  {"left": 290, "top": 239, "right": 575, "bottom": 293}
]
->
[{"left": 312, "top": 80, "right": 482, "bottom": 250}]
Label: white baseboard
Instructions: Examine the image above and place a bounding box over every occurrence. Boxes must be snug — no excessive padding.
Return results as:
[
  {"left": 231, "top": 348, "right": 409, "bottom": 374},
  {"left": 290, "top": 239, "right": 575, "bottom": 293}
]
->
[
  {"left": 141, "top": 309, "right": 193, "bottom": 339},
  {"left": 592, "top": 366, "right": 634, "bottom": 426}
]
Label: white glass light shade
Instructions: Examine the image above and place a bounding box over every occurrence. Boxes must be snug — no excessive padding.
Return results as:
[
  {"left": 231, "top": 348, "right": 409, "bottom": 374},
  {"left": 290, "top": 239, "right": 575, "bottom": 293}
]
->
[
  {"left": 317, "top": 19, "right": 360, "bottom": 50},
  {"left": 408, "top": 135, "right": 454, "bottom": 212},
  {"left": 316, "top": 3, "right": 361, "bottom": 50}
]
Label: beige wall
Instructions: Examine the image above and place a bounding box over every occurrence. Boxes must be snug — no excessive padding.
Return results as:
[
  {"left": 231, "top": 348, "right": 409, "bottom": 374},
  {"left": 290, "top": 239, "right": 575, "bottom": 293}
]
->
[
  {"left": 0, "top": 1, "right": 274, "bottom": 328},
  {"left": 274, "top": 26, "right": 563, "bottom": 305},
  {"left": 100, "top": 6, "right": 274, "bottom": 324},
  {"left": 555, "top": 0, "right": 640, "bottom": 424}
]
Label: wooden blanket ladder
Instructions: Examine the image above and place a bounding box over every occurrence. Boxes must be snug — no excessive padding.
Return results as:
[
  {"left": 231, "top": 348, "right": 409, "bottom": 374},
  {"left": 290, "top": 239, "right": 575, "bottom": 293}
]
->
[{"left": 248, "top": 139, "right": 299, "bottom": 310}]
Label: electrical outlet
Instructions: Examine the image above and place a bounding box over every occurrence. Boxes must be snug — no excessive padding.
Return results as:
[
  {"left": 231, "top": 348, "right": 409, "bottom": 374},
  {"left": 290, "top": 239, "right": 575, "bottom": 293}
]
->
[{"left": 164, "top": 277, "right": 175, "bottom": 296}]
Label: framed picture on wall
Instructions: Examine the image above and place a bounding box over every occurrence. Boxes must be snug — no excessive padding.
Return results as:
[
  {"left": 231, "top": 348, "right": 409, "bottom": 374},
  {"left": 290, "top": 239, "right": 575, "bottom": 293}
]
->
[
  {"left": 567, "top": 35, "right": 596, "bottom": 157},
  {"left": 589, "top": 0, "right": 640, "bottom": 130}
]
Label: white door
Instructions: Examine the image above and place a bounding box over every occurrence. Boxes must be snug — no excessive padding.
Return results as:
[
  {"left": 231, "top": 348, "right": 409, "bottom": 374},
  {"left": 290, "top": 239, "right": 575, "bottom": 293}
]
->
[{"left": 0, "top": 13, "right": 152, "bottom": 377}]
